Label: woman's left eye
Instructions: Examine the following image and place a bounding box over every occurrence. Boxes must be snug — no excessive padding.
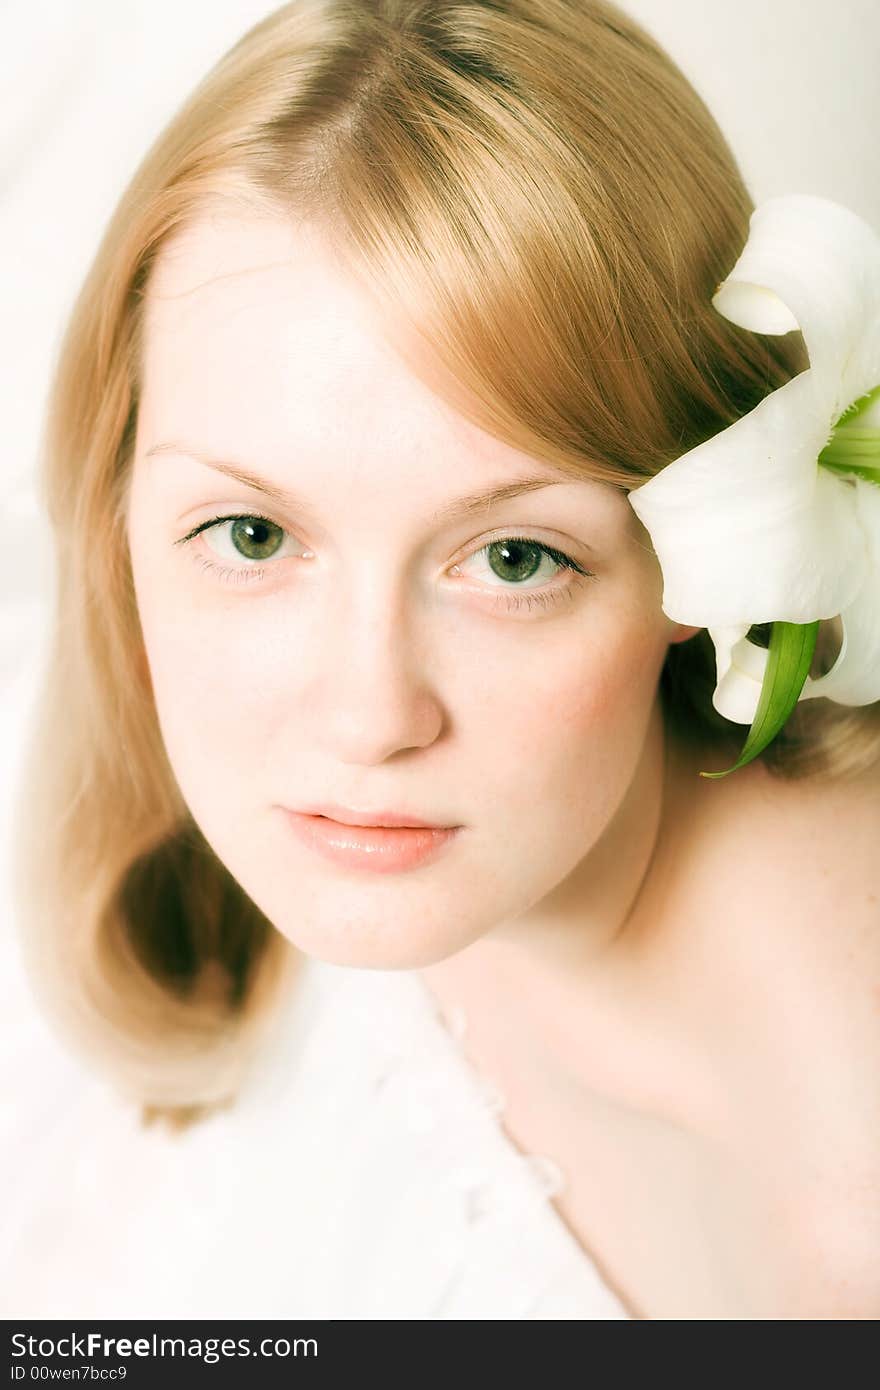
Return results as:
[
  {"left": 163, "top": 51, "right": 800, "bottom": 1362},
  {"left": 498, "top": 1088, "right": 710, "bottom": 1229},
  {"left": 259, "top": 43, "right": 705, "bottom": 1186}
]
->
[
  {"left": 176, "top": 514, "right": 595, "bottom": 612},
  {"left": 456, "top": 536, "right": 594, "bottom": 611}
]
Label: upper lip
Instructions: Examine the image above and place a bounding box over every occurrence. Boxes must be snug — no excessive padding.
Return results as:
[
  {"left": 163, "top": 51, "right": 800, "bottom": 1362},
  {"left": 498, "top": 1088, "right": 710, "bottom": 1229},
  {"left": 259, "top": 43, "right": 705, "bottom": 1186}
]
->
[{"left": 289, "top": 802, "right": 456, "bottom": 829}]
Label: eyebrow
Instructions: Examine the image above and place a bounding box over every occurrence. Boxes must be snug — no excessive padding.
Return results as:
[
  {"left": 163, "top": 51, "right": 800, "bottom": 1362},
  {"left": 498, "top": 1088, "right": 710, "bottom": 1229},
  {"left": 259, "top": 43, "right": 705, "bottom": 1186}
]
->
[{"left": 144, "top": 442, "right": 580, "bottom": 525}]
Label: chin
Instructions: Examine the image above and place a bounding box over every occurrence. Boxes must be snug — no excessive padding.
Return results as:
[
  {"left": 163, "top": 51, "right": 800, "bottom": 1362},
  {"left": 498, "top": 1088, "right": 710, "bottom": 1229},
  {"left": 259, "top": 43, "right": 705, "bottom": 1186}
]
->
[{"left": 276, "top": 918, "right": 475, "bottom": 973}]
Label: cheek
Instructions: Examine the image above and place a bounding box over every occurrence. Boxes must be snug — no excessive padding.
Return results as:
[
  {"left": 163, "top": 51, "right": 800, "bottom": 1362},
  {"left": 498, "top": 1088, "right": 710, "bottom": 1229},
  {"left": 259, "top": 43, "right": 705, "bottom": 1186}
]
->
[
  {"left": 129, "top": 557, "right": 267, "bottom": 811},
  {"left": 146, "top": 626, "right": 264, "bottom": 788},
  {"left": 561, "top": 623, "right": 666, "bottom": 735},
  {"left": 505, "top": 615, "right": 664, "bottom": 743},
  {"left": 486, "top": 620, "right": 666, "bottom": 828}
]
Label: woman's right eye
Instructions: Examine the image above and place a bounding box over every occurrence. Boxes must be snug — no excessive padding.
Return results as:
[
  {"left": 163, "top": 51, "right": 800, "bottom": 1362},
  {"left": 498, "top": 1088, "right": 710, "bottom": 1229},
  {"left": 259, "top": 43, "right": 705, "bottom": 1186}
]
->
[{"left": 175, "top": 511, "right": 303, "bottom": 586}]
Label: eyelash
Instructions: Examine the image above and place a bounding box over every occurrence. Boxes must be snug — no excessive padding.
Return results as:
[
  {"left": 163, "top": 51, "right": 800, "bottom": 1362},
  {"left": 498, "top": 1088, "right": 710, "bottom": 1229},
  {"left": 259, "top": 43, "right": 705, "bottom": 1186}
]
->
[{"left": 176, "top": 511, "right": 596, "bottom": 613}]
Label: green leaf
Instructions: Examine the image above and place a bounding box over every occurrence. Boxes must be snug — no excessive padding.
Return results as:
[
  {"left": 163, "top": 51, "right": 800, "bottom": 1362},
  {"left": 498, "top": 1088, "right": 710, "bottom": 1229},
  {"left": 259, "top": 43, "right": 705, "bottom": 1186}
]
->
[{"left": 699, "top": 620, "right": 820, "bottom": 779}]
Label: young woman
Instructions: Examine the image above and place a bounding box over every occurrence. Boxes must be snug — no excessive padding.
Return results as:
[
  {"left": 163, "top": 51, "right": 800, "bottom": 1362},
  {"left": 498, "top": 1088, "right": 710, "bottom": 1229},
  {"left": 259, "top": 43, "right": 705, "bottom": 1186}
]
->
[{"left": 6, "top": 0, "right": 879, "bottom": 1320}]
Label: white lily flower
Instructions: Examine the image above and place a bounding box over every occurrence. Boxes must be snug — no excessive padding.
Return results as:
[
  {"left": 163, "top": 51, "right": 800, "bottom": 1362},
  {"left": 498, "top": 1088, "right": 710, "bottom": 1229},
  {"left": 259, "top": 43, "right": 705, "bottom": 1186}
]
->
[{"left": 627, "top": 194, "right": 880, "bottom": 729}]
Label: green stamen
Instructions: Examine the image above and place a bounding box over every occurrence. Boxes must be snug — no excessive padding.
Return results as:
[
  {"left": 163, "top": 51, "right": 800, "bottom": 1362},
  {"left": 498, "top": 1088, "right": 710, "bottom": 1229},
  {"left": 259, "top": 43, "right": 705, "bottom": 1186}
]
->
[{"left": 820, "top": 382, "right": 880, "bottom": 478}]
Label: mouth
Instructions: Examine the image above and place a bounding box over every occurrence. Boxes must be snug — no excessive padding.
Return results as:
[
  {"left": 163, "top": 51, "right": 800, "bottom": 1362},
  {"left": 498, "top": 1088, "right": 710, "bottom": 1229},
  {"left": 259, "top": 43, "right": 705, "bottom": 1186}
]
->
[{"left": 278, "top": 807, "right": 461, "bottom": 874}]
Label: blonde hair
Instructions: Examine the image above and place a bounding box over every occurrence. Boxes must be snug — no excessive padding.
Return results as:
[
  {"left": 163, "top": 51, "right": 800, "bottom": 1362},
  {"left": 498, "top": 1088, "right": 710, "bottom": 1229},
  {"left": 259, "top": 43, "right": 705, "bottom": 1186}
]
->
[{"left": 12, "top": 0, "right": 879, "bottom": 1130}]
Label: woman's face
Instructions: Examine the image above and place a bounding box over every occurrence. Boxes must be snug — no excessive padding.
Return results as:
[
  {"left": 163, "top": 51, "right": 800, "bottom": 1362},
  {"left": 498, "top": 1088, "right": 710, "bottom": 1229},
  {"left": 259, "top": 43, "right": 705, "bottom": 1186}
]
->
[{"left": 126, "top": 208, "right": 695, "bottom": 969}]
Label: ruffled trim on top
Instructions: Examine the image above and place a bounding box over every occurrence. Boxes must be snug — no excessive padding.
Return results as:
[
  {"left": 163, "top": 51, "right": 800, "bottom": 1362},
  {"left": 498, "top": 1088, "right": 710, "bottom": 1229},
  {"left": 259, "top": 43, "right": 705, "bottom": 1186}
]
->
[{"left": 305, "top": 961, "right": 634, "bottom": 1320}]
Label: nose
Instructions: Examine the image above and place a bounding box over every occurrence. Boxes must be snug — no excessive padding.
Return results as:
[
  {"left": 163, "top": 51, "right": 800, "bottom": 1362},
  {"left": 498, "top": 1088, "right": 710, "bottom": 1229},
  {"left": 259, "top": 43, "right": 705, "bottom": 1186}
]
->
[{"left": 307, "top": 577, "right": 446, "bottom": 766}]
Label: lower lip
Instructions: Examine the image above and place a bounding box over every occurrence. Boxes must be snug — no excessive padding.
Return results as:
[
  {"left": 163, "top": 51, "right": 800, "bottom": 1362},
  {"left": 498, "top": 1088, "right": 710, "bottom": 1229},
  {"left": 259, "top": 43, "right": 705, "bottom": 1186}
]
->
[{"left": 280, "top": 810, "right": 461, "bottom": 873}]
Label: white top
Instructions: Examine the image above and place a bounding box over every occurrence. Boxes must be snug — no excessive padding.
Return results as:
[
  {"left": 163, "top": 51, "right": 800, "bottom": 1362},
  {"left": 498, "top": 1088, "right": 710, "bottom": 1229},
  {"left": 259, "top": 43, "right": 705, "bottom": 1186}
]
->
[{"left": 0, "top": 947, "right": 632, "bottom": 1320}]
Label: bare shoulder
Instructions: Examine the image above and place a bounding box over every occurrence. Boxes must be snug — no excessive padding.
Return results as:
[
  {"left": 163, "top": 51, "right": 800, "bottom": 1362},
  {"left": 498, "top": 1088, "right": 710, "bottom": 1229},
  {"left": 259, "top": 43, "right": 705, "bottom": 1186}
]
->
[
  {"left": 664, "top": 739, "right": 880, "bottom": 1311},
  {"left": 668, "top": 734, "right": 880, "bottom": 937}
]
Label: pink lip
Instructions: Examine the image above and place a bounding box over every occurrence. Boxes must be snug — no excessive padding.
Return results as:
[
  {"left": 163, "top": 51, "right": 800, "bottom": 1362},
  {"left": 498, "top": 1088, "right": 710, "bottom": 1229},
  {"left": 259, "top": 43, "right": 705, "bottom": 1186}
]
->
[
  {"left": 294, "top": 801, "right": 453, "bottom": 829},
  {"left": 280, "top": 809, "right": 460, "bottom": 874}
]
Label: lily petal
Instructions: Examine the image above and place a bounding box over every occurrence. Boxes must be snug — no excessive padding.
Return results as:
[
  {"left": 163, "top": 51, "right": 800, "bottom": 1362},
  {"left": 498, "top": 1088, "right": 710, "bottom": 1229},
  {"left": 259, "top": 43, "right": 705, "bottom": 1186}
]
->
[
  {"left": 707, "top": 623, "right": 768, "bottom": 725},
  {"left": 627, "top": 367, "right": 868, "bottom": 627},
  {"left": 712, "top": 194, "right": 880, "bottom": 418},
  {"left": 799, "top": 476, "right": 880, "bottom": 705}
]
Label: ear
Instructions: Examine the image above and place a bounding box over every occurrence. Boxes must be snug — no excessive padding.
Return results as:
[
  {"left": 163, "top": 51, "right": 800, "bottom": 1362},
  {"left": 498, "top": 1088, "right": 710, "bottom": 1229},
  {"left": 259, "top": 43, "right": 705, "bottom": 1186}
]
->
[{"left": 667, "top": 623, "right": 702, "bottom": 646}]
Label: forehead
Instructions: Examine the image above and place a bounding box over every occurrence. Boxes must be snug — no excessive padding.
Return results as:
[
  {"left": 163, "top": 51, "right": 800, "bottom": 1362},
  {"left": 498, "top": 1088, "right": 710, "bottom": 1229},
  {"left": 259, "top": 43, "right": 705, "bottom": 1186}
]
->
[
  {"left": 139, "top": 208, "right": 626, "bottom": 530},
  {"left": 142, "top": 211, "right": 484, "bottom": 461}
]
